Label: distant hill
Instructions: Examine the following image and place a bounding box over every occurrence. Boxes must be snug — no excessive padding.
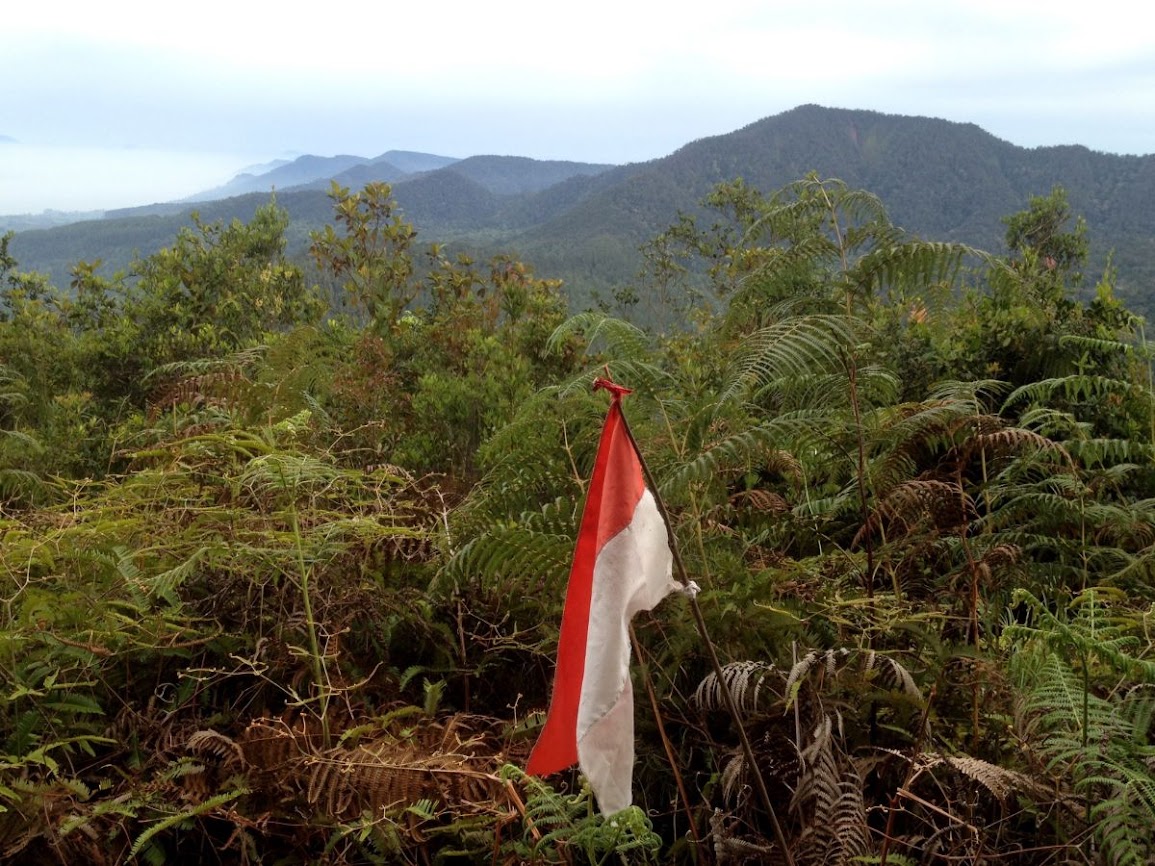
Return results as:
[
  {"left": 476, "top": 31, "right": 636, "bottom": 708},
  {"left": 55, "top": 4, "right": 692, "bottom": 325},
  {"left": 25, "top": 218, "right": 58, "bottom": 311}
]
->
[
  {"left": 236, "top": 157, "right": 293, "bottom": 175},
  {"left": 0, "top": 209, "right": 105, "bottom": 232},
  {"left": 9, "top": 106, "right": 1155, "bottom": 315},
  {"left": 443, "top": 156, "right": 615, "bottom": 196},
  {"left": 181, "top": 153, "right": 377, "bottom": 202},
  {"left": 281, "top": 151, "right": 466, "bottom": 193},
  {"left": 290, "top": 159, "right": 410, "bottom": 192},
  {"left": 369, "top": 151, "right": 459, "bottom": 174}
]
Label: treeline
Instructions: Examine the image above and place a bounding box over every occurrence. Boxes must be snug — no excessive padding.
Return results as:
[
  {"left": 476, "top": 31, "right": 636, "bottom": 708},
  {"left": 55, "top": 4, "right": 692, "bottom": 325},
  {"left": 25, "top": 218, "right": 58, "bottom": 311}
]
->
[
  {"left": 1, "top": 177, "right": 1154, "bottom": 864},
  {"left": 14, "top": 106, "right": 1155, "bottom": 325}
]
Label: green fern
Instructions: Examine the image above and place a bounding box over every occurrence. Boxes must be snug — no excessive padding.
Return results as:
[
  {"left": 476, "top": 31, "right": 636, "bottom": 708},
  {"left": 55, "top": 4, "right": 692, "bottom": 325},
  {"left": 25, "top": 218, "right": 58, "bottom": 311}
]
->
[
  {"left": 1010, "top": 590, "right": 1155, "bottom": 866},
  {"left": 499, "top": 765, "right": 662, "bottom": 864},
  {"left": 128, "top": 788, "right": 247, "bottom": 860}
]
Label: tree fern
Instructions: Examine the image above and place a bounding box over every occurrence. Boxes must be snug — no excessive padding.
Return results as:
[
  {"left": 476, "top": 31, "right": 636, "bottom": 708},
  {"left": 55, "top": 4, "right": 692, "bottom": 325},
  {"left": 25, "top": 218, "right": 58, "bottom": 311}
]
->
[
  {"left": 723, "top": 314, "right": 860, "bottom": 402},
  {"left": 547, "top": 311, "right": 654, "bottom": 363},
  {"left": 852, "top": 240, "right": 984, "bottom": 307}
]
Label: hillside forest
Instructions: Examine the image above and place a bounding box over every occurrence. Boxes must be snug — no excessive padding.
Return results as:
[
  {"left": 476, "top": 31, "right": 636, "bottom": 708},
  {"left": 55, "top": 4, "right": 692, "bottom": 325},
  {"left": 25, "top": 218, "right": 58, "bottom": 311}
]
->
[
  {"left": 11, "top": 106, "right": 1155, "bottom": 325},
  {"left": 2, "top": 175, "right": 1155, "bottom": 865}
]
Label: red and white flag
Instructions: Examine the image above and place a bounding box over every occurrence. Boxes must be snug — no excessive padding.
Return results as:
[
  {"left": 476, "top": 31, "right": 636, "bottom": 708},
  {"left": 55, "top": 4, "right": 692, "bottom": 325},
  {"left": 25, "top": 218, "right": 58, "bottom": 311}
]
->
[{"left": 526, "top": 380, "right": 679, "bottom": 814}]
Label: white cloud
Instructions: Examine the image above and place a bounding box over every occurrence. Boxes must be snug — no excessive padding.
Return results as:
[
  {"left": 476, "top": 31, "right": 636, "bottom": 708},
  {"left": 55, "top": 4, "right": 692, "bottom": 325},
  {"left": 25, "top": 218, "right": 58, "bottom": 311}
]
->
[{"left": 2, "top": 0, "right": 1153, "bottom": 210}]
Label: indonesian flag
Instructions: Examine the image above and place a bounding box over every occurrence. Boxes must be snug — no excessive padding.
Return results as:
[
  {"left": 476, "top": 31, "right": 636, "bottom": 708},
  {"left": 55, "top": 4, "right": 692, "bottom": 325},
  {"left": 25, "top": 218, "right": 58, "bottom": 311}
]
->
[{"left": 526, "top": 380, "right": 679, "bottom": 814}]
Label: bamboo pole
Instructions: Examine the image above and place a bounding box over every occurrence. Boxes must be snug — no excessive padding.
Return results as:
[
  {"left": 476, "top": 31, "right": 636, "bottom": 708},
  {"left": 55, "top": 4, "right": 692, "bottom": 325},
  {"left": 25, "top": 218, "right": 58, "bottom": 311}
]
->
[
  {"left": 630, "top": 623, "right": 703, "bottom": 854},
  {"left": 613, "top": 394, "right": 796, "bottom": 866}
]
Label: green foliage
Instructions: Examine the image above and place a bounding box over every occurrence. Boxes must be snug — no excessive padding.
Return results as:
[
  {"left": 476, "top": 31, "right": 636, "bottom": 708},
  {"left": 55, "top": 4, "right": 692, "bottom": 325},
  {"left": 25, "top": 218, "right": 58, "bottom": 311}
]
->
[
  {"left": 1009, "top": 590, "right": 1155, "bottom": 866},
  {"left": 0, "top": 202, "right": 322, "bottom": 481},
  {"left": 309, "top": 182, "right": 419, "bottom": 330},
  {"left": 1003, "top": 186, "right": 1089, "bottom": 281},
  {"left": 309, "top": 184, "right": 578, "bottom": 478},
  {"left": 499, "top": 766, "right": 663, "bottom": 865},
  {"left": 128, "top": 788, "right": 248, "bottom": 861},
  {"left": 3, "top": 172, "right": 1155, "bottom": 864},
  {"left": 113, "top": 201, "right": 322, "bottom": 389}
]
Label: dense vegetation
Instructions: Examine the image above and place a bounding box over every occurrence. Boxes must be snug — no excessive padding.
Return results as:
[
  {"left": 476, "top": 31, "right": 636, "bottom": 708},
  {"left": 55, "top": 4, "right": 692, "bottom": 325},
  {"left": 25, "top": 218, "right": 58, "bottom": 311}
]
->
[{"left": 2, "top": 173, "right": 1155, "bottom": 865}]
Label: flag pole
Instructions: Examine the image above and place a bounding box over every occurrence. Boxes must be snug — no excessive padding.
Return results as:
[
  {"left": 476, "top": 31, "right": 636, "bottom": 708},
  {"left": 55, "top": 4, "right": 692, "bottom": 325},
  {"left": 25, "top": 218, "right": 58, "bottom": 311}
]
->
[
  {"left": 605, "top": 380, "right": 796, "bottom": 866},
  {"left": 629, "top": 622, "right": 704, "bottom": 851}
]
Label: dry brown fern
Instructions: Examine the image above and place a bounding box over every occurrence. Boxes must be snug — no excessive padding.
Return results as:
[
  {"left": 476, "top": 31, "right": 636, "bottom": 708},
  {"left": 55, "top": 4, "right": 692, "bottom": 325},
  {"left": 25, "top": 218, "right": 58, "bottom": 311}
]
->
[
  {"left": 229, "top": 711, "right": 513, "bottom": 826},
  {"left": 238, "top": 716, "right": 323, "bottom": 771},
  {"left": 919, "top": 752, "right": 1050, "bottom": 803},
  {"left": 789, "top": 717, "right": 870, "bottom": 866},
  {"left": 187, "top": 729, "right": 247, "bottom": 771},
  {"left": 709, "top": 807, "right": 779, "bottom": 865},
  {"left": 729, "top": 488, "right": 791, "bottom": 514},
  {"left": 305, "top": 742, "right": 505, "bottom": 820},
  {"left": 965, "top": 427, "right": 1072, "bottom": 465},
  {"left": 147, "top": 371, "right": 241, "bottom": 418},
  {"left": 854, "top": 478, "right": 971, "bottom": 548}
]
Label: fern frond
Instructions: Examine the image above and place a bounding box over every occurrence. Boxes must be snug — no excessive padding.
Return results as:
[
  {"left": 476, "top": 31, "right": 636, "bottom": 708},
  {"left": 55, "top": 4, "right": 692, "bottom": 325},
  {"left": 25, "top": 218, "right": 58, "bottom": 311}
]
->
[
  {"left": 660, "top": 414, "right": 817, "bottom": 500},
  {"left": 186, "top": 730, "right": 246, "bottom": 771},
  {"left": 921, "top": 753, "right": 1048, "bottom": 802},
  {"left": 854, "top": 479, "right": 969, "bottom": 546},
  {"left": 448, "top": 524, "right": 574, "bottom": 589},
  {"left": 692, "top": 660, "right": 782, "bottom": 716},
  {"left": 791, "top": 715, "right": 870, "bottom": 866},
  {"left": 724, "top": 315, "right": 859, "bottom": 400},
  {"left": 547, "top": 312, "right": 652, "bottom": 361},
  {"left": 1005, "top": 374, "right": 1145, "bottom": 411},
  {"left": 852, "top": 240, "right": 979, "bottom": 297},
  {"left": 128, "top": 789, "right": 246, "bottom": 860}
]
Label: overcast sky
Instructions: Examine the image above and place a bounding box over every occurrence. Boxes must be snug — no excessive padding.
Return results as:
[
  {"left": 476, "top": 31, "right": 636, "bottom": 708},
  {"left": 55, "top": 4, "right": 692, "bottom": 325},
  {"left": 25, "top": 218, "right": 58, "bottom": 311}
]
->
[{"left": 2, "top": 0, "right": 1153, "bottom": 214}]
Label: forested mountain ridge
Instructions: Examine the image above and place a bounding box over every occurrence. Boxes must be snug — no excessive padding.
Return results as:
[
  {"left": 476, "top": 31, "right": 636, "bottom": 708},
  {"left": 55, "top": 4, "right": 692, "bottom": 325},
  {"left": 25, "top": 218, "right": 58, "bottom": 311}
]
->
[
  {"left": 513, "top": 105, "right": 1155, "bottom": 307},
  {"left": 8, "top": 104, "right": 1155, "bottom": 312}
]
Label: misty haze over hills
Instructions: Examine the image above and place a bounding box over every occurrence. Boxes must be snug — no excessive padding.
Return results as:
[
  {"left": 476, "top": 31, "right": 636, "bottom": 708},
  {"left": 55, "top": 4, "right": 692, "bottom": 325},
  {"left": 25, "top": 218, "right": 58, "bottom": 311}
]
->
[
  {"left": 177, "top": 152, "right": 464, "bottom": 202},
  {"left": 6, "top": 105, "right": 1155, "bottom": 314}
]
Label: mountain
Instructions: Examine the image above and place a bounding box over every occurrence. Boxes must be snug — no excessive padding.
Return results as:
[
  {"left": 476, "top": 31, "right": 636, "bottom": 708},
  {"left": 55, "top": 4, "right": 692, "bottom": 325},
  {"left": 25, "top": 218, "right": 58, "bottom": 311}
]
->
[
  {"left": 8, "top": 106, "right": 1155, "bottom": 315},
  {"left": 278, "top": 153, "right": 613, "bottom": 199},
  {"left": 194, "top": 150, "right": 465, "bottom": 199},
  {"left": 369, "top": 151, "right": 460, "bottom": 174},
  {"left": 506, "top": 105, "right": 1155, "bottom": 308},
  {"left": 234, "top": 157, "right": 294, "bottom": 176},
  {"left": 293, "top": 159, "right": 410, "bottom": 192},
  {"left": 263, "top": 151, "right": 468, "bottom": 195},
  {"left": 442, "top": 156, "right": 615, "bottom": 196},
  {"left": 182, "top": 153, "right": 378, "bottom": 202}
]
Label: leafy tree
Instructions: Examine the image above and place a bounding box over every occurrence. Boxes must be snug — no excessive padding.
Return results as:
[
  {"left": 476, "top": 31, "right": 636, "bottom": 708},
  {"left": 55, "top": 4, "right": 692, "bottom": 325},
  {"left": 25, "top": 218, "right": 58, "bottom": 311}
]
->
[
  {"left": 308, "top": 185, "right": 578, "bottom": 478},
  {"left": 309, "top": 181, "right": 418, "bottom": 332},
  {"left": 1003, "top": 186, "right": 1088, "bottom": 283},
  {"left": 123, "top": 201, "right": 320, "bottom": 372}
]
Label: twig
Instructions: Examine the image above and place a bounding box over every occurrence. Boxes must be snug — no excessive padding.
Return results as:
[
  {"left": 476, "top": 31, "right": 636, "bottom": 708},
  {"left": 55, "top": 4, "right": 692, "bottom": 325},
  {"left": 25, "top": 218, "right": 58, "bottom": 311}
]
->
[
  {"left": 879, "top": 686, "right": 936, "bottom": 866},
  {"left": 504, "top": 779, "right": 541, "bottom": 843}
]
